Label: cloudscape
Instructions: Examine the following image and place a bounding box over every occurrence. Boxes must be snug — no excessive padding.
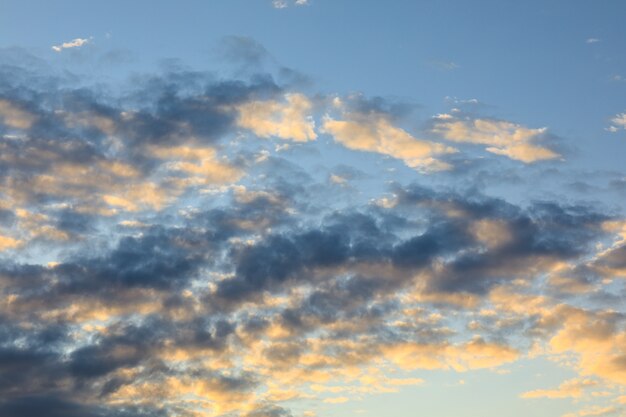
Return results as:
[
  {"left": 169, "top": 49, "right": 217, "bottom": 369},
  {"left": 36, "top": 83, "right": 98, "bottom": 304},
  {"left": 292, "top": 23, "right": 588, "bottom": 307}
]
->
[{"left": 0, "top": 1, "right": 625, "bottom": 417}]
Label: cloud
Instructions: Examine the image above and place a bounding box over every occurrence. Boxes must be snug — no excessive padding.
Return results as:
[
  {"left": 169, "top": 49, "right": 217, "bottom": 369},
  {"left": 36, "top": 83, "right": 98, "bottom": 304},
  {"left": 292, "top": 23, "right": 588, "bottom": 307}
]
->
[
  {"left": 322, "top": 98, "right": 456, "bottom": 172},
  {"left": 429, "top": 60, "right": 460, "bottom": 70},
  {"left": 237, "top": 93, "right": 317, "bottom": 141},
  {"left": 0, "top": 396, "right": 166, "bottom": 417},
  {"left": 51, "top": 37, "right": 91, "bottom": 52},
  {"left": 0, "top": 235, "right": 21, "bottom": 251},
  {"left": 383, "top": 338, "right": 519, "bottom": 372},
  {"left": 549, "top": 308, "right": 626, "bottom": 385},
  {"left": 563, "top": 405, "right": 620, "bottom": 417},
  {"left": 0, "top": 176, "right": 621, "bottom": 416},
  {"left": 0, "top": 99, "right": 36, "bottom": 129},
  {"left": 521, "top": 378, "right": 597, "bottom": 399},
  {"left": 607, "top": 113, "right": 626, "bottom": 132},
  {"left": 217, "top": 36, "right": 272, "bottom": 70},
  {"left": 0, "top": 64, "right": 280, "bottom": 243},
  {"left": 432, "top": 115, "right": 561, "bottom": 163},
  {"left": 586, "top": 38, "right": 601, "bottom": 44},
  {"left": 612, "top": 113, "right": 626, "bottom": 127},
  {"left": 1, "top": 48, "right": 626, "bottom": 417},
  {"left": 3, "top": 160, "right": 616, "bottom": 414},
  {"left": 272, "top": 0, "right": 309, "bottom": 8}
]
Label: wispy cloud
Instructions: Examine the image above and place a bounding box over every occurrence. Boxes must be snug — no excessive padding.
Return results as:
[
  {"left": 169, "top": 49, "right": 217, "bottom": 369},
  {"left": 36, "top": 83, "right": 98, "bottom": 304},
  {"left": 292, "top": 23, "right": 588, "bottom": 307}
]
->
[
  {"left": 272, "top": 0, "right": 310, "bottom": 8},
  {"left": 429, "top": 60, "right": 460, "bottom": 70},
  {"left": 586, "top": 37, "right": 601, "bottom": 44},
  {"left": 51, "top": 37, "right": 91, "bottom": 52},
  {"left": 521, "top": 378, "right": 597, "bottom": 399},
  {"left": 272, "top": 0, "right": 288, "bottom": 8}
]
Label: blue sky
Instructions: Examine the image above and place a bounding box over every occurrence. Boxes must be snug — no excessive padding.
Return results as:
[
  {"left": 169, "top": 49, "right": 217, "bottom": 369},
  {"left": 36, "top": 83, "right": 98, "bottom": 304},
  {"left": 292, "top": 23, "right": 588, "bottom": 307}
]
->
[{"left": 0, "top": 1, "right": 625, "bottom": 417}]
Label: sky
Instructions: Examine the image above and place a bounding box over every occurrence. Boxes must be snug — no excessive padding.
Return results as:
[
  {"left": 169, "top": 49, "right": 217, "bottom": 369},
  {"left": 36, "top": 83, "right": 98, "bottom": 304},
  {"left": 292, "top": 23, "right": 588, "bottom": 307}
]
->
[{"left": 0, "top": 1, "right": 625, "bottom": 417}]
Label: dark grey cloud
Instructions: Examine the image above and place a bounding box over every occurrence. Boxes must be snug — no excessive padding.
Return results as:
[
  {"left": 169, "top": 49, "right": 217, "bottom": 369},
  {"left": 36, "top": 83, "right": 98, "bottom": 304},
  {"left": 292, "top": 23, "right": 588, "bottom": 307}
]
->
[
  {"left": 214, "top": 211, "right": 397, "bottom": 303},
  {"left": 213, "top": 183, "right": 610, "bottom": 303},
  {"left": 0, "top": 396, "right": 166, "bottom": 417},
  {"left": 244, "top": 405, "right": 292, "bottom": 417},
  {"left": 594, "top": 244, "right": 626, "bottom": 271},
  {"left": 337, "top": 93, "right": 419, "bottom": 121}
]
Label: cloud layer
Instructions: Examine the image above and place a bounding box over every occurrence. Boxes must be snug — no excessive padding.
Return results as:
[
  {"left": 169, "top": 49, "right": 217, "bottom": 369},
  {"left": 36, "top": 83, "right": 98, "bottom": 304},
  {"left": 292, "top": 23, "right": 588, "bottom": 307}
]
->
[{"left": 0, "top": 51, "right": 624, "bottom": 417}]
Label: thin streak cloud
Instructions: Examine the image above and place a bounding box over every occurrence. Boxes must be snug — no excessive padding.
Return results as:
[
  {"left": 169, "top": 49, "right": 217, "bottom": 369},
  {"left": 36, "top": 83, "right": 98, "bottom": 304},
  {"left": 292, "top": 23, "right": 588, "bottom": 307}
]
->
[{"left": 51, "top": 37, "right": 91, "bottom": 52}]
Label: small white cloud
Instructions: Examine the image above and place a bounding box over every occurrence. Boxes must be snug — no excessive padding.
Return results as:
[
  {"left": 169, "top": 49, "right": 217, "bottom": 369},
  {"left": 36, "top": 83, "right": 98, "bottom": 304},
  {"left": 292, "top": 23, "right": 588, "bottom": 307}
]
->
[
  {"left": 586, "top": 37, "right": 600, "bottom": 44},
  {"left": 52, "top": 37, "right": 91, "bottom": 52},
  {"left": 606, "top": 113, "right": 626, "bottom": 133},
  {"left": 445, "top": 96, "right": 480, "bottom": 106},
  {"left": 329, "top": 174, "right": 348, "bottom": 185},
  {"left": 611, "top": 113, "right": 626, "bottom": 128},
  {"left": 273, "top": 0, "right": 310, "bottom": 8}
]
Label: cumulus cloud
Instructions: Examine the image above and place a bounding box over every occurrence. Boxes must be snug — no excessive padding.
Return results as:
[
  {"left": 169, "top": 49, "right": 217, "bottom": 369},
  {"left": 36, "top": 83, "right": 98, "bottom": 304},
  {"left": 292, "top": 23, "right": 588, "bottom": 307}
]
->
[
  {"left": 237, "top": 93, "right": 317, "bottom": 141},
  {"left": 322, "top": 98, "right": 456, "bottom": 171},
  {"left": 432, "top": 115, "right": 560, "bottom": 163}
]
